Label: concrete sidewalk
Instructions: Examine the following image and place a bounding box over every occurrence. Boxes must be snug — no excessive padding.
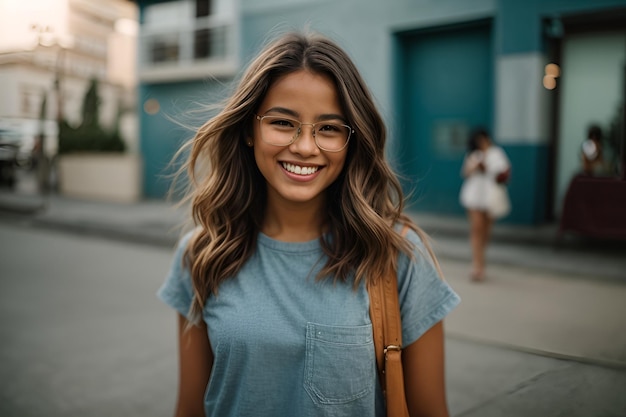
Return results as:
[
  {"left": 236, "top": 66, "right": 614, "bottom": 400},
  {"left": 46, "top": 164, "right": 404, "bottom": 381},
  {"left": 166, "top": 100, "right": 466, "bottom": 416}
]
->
[
  {"left": 0, "top": 190, "right": 187, "bottom": 247},
  {"left": 0, "top": 189, "right": 557, "bottom": 244}
]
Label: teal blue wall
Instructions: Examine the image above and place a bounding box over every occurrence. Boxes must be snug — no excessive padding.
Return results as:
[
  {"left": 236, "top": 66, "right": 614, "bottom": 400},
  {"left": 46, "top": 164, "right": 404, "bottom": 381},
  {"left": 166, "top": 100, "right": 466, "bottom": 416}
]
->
[
  {"left": 503, "top": 144, "right": 550, "bottom": 224},
  {"left": 139, "top": 80, "right": 229, "bottom": 198},
  {"left": 134, "top": 0, "right": 172, "bottom": 23},
  {"left": 498, "top": 0, "right": 626, "bottom": 54}
]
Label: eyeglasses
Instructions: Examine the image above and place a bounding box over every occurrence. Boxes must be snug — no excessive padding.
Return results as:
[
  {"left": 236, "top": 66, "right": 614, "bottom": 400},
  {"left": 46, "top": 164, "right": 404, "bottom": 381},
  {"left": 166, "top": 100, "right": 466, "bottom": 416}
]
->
[{"left": 255, "top": 115, "right": 353, "bottom": 152}]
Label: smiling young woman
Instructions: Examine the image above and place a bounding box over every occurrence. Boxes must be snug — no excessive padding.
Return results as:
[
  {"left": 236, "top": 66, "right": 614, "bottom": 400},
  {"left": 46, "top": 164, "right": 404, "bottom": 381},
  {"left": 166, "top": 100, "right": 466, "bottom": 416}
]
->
[{"left": 158, "top": 31, "right": 460, "bottom": 417}]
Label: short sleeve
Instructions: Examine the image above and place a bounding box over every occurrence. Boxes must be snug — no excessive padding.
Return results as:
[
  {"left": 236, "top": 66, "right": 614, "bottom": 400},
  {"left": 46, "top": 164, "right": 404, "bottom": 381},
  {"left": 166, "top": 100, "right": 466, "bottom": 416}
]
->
[
  {"left": 396, "top": 229, "right": 460, "bottom": 346},
  {"left": 157, "top": 231, "right": 195, "bottom": 319},
  {"left": 490, "top": 146, "right": 511, "bottom": 173}
]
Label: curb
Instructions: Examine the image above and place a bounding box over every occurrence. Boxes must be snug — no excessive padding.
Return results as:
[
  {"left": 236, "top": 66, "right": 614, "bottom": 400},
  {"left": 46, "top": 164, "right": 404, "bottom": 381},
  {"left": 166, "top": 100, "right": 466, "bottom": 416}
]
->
[{"left": 31, "top": 217, "right": 180, "bottom": 248}]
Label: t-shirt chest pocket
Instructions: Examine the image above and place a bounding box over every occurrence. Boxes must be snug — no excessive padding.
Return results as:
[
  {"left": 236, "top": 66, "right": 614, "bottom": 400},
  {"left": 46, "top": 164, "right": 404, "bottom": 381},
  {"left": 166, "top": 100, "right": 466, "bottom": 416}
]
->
[{"left": 304, "top": 322, "right": 375, "bottom": 405}]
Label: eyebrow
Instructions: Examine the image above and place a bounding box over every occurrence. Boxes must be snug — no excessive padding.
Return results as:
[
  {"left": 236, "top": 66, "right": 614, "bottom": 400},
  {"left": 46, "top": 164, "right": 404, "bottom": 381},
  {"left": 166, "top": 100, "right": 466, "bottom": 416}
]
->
[{"left": 263, "top": 107, "right": 347, "bottom": 123}]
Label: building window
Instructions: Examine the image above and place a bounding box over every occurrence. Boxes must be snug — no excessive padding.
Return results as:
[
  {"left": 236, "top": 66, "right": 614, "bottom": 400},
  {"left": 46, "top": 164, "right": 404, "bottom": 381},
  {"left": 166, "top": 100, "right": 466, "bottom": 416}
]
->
[
  {"left": 194, "top": 26, "right": 227, "bottom": 59},
  {"left": 151, "top": 36, "right": 179, "bottom": 63},
  {"left": 141, "top": 0, "right": 235, "bottom": 72},
  {"left": 196, "top": 0, "right": 212, "bottom": 18},
  {"left": 194, "top": 28, "right": 211, "bottom": 59}
]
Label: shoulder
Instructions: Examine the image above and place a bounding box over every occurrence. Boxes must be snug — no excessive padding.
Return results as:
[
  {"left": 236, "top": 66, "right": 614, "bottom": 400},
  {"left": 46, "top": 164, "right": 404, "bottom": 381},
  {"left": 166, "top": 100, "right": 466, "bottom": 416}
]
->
[
  {"left": 156, "top": 229, "right": 199, "bottom": 319},
  {"left": 488, "top": 145, "right": 510, "bottom": 164},
  {"left": 402, "top": 226, "right": 425, "bottom": 245},
  {"left": 396, "top": 224, "right": 431, "bottom": 254},
  {"left": 403, "top": 227, "right": 429, "bottom": 258},
  {"left": 395, "top": 225, "right": 438, "bottom": 277},
  {"left": 177, "top": 229, "right": 196, "bottom": 253},
  {"left": 173, "top": 228, "right": 200, "bottom": 272},
  {"left": 171, "top": 229, "right": 197, "bottom": 267},
  {"left": 394, "top": 225, "right": 461, "bottom": 344},
  {"left": 492, "top": 145, "right": 508, "bottom": 158}
]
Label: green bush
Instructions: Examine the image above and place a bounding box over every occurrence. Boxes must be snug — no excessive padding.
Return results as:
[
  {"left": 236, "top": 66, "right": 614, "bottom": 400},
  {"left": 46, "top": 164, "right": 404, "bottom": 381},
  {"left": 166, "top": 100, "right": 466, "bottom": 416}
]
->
[
  {"left": 58, "top": 121, "right": 126, "bottom": 154},
  {"left": 57, "top": 78, "right": 127, "bottom": 154}
]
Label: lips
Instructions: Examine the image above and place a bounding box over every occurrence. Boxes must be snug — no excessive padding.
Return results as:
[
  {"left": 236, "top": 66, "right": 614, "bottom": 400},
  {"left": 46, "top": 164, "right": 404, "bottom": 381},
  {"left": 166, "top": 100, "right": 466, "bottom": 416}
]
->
[{"left": 281, "top": 162, "right": 320, "bottom": 175}]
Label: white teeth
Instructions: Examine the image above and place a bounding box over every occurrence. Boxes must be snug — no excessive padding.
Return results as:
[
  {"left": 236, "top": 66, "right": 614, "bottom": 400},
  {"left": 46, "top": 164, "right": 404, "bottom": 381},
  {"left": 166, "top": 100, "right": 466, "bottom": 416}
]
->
[{"left": 281, "top": 162, "right": 319, "bottom": 175}]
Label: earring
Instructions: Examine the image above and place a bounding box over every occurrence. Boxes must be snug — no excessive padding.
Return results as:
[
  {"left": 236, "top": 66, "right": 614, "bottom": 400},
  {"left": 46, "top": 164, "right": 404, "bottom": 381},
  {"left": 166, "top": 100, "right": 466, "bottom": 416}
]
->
[{"left": 246, "top": 140, "right": 253, "bottom": 147}]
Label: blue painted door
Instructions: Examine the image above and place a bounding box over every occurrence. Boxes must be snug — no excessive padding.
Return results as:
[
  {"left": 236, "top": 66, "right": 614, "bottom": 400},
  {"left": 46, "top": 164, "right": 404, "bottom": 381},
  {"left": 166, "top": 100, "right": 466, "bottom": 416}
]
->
[{"left": 397, "top": 22, "right": 493, "bottom": 215}]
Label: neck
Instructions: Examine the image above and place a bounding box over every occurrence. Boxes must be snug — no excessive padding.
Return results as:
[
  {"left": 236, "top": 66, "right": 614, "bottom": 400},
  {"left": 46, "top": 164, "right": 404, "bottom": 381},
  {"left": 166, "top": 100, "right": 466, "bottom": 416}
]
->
[{"left": 262, "top": 196, "right": 326, "bottom": 242}]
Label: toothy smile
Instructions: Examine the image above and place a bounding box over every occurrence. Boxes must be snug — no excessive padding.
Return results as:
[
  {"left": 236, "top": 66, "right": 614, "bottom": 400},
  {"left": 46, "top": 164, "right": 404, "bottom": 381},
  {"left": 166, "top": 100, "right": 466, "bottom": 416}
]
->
[{"left": 281, "top": 162, "right": 320, "bottom": 175}]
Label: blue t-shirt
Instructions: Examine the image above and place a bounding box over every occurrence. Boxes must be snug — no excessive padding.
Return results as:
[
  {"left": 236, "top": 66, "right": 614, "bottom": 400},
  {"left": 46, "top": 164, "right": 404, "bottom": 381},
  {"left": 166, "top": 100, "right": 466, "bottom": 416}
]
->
[{"left": 158, "top": 229, "right": 460, "bottom": 417}]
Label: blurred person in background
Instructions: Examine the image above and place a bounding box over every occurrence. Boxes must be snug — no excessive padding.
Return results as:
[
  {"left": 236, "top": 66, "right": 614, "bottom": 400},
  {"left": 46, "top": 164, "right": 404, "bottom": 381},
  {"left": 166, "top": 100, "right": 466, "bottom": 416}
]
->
[
  {"left": 581, "top": 124, "right": 608, "bottom": 176},
  {"left": 157, "top": 31, "right": 460, "bottom": 417},
  {"left": 459, "top": 127, "right": 511, "bottom": 282}
]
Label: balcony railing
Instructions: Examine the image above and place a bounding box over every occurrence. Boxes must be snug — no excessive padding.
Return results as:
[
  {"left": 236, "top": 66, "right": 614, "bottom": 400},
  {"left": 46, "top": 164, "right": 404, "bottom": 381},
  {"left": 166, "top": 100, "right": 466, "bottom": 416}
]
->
[{"left": 138, "top": 19, "right": 237, "bottom": 82}]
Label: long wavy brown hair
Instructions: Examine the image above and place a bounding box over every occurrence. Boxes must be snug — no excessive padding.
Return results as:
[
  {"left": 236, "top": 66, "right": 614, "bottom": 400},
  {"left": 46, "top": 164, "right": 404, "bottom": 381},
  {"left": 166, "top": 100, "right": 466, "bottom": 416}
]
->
[{"left": 178, "top": 31, "right": 441, "bottom": 324}]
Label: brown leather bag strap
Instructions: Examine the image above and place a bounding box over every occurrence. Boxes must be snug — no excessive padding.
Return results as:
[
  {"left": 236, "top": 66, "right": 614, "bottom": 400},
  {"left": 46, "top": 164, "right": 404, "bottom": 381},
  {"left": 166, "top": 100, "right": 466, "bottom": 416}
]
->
[
  {"left": 368, "top": 225, "right": 410, "bottom": 416},
  {"left": 369, "top": 270, "right": 386, "bottom": 380}
]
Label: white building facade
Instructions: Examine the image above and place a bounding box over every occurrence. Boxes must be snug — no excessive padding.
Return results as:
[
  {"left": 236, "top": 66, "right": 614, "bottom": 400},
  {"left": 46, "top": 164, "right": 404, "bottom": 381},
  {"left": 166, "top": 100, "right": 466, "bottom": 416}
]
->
[{"left": 0, "top": 0, "right": 139, "bottom": 157}]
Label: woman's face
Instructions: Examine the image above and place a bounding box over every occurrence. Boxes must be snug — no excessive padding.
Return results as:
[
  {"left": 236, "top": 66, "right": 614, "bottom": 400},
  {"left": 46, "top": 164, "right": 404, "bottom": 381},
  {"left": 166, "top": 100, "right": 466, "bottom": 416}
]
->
[
  {"left": 477, "top": 134, "right": 491, "bottom": 150},
  {"left": 252, "top": 70, "right": 349, "bottom": 210}
]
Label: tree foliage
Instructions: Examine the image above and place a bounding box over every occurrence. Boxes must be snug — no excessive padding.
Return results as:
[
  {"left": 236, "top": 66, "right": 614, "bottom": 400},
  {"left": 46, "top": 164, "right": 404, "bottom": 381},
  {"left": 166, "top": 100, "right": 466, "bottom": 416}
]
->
[{"left": 58, "top": 78, "right": 126, "bottom": 154}]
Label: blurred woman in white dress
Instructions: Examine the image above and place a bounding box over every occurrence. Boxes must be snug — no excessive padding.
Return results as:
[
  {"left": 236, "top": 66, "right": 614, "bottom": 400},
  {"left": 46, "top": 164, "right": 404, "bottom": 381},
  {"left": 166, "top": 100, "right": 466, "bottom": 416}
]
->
[{"left": 459, "top": 128, "right": 511, "bottom": 282}]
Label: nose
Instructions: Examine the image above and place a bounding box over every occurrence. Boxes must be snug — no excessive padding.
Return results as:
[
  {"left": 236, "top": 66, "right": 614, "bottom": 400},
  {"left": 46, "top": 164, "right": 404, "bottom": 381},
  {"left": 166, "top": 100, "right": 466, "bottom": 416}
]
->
[{"left": 290, "top": 123, "right": 319, "bottom": 155}]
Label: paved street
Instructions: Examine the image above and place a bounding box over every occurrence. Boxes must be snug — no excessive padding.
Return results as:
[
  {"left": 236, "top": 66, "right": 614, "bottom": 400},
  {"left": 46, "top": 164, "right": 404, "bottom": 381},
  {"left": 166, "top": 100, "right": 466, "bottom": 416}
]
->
[
  {"left": 1, "top": 220, "right": 625, "bottom": 416},
  {"left": 443, "top": 259, "right": 626, "bottom": 417},
  {"left": 0, "top": 224, "right": 177, "bottom": 416}
]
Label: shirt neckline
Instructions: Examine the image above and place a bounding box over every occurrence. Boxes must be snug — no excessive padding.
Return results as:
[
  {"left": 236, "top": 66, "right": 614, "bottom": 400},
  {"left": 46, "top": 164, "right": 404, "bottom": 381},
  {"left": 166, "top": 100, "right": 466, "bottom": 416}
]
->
[{"left": 257, "top": 232, "right": 323, "bottom": 253}]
